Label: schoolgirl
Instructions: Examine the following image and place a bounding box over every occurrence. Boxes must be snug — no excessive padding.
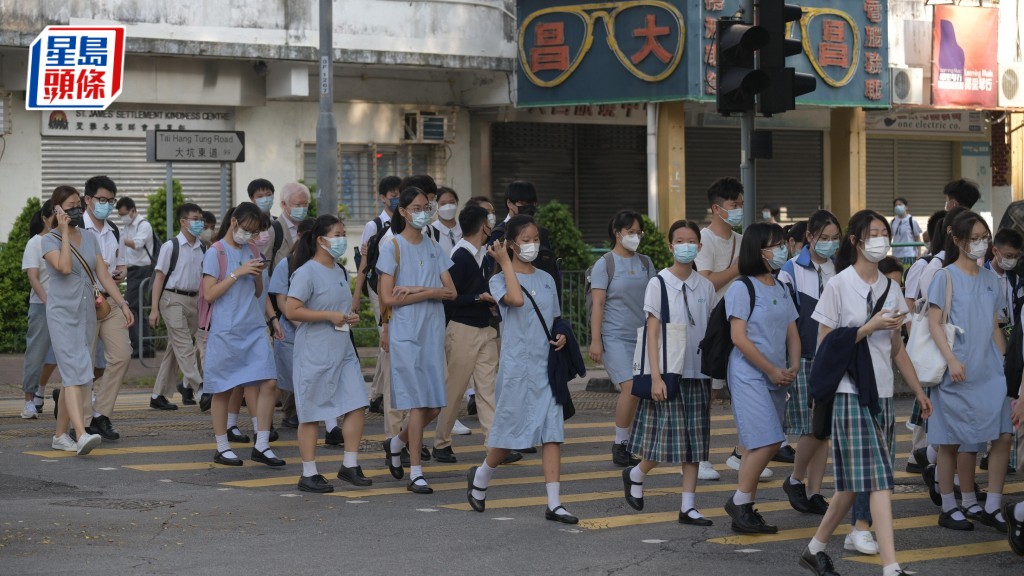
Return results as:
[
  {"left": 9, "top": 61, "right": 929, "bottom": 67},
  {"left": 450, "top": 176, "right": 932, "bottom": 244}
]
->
[
  {"left": 201, "top": 202, "right": 281, "bottom": 467},
  {"left": 376, "top": 187, "right": 456, "bottom": 494},
  {"left": 588, "top": 209, "right": 656, "bottom": 467},
  {"left": 466, "top": 215, "right": 578, "bottom": 524},
  {"left": 927, "top": 210, "right": 1014, "bottom": 532},
  {"left": 621, "top": 220, "right": 715, "bottom": 525},
  {"left": 722, "top": 222, "right": 800, "bottom": 534},
  {"left": 21, "top": 200, "right": 58, "bottom": 419},
  {"left": 778, "top": 210, "right": 841, "bottom": 517},
  {"left": 799, "top": 210, "right": 931, "bottom": 576}
]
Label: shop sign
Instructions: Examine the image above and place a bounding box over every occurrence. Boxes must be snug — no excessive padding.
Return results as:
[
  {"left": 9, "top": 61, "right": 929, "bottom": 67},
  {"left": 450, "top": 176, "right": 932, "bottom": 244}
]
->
[
  {"left": 931, "top": 5, "right": 998, "bottom": 108},
  {"left": 41, "top": 105, "right": 234, "bottom": 137},
  {"left": 864, "top": 110, "right": 987, "bottom": 135}
]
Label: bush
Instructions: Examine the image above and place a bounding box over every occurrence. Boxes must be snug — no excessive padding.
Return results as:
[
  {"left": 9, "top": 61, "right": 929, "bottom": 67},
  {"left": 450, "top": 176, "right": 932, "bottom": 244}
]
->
[
  {"left": 536, "top": 199, "right": 593, "bottom": 271},
  {"left": 638, "top": 215, "right": 673, "bottom": 269},
  {"left": 145, "top": 179, "right": 186, "bottom": 242},
  {"left": 0, "top": 197, "right": 42, "bottom": 352}
]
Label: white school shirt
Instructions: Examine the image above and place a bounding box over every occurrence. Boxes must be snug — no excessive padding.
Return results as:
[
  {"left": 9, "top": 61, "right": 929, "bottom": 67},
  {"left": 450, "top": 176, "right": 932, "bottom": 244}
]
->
[
  {"left": 153, "top": 232, "right": 205, "bottom": 293},
  {"left": 432, "top": 219, "right": 463, "bottom": 257},
  {"left": 360, "top": 210, "right": 392, "bottom": 255},
  {"left": 451, "top": 238, "right": 485, "bottom": 267},
  {"left": 694, "top": 227, "right": 741, "bottom": 303},
  {"left": 891, "top": 215, "right": 921, "bottom": 259},
  {"left": 83, "top": 212, "right": 124, "bottom": 269},
  {"left": 905, "top": 251, "right": 944, "bottom": 301},
  {"left": 643, "top": 269, "right": 715, "bottom": 380},
  {"left": 21, "top": 235, "right": 51, "bottom": 305},
  {"left": 122, "top": 214, "right": 154, "bottom": 267},
  {"left": 811, "top": 266, "right": 909, "bottom": 398}
]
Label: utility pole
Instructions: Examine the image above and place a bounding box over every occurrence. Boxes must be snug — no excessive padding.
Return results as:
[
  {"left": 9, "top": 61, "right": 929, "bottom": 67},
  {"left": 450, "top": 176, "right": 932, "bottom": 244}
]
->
[
  {"left": 316, "top": 0, "right": 338, "bottom": 215},
  {"left": 739, "top": 0, "right": 756, "bottom": 230}
]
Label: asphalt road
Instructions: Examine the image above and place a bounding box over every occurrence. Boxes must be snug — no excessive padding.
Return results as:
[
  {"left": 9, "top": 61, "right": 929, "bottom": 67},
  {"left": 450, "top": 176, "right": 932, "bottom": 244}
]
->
[{"left": 1, "top": 393, "right": 1022, "bottom": 576}]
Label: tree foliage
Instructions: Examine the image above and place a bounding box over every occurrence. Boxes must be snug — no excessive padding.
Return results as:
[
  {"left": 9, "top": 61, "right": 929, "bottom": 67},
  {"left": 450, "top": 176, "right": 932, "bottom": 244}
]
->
[
  {"left": 0, "top": 197, "right": 42, "bottom": 351},
  {"left": 145, "top": 179, "right": 186, "bottom": 242},
  {"left": 536, "top": 200, "right": 593, "bottom": 271},
  {"left": 638, "top": 215, "right": 673, "bottom": 269}
]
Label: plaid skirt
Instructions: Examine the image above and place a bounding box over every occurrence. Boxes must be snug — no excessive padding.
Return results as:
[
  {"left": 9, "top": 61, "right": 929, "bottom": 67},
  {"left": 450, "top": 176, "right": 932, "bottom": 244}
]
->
[
  {"left": 784, "top": 358, "right": 813, "bottom": 436},
  {"left": 908, "top": 388, "right": 930, "bottom": 427},
  {"left": 630, "top": 379, "right": 711, "bottom": 464},
  {"left": 832, "top": 393, "right": 895, "bottom": 493}
]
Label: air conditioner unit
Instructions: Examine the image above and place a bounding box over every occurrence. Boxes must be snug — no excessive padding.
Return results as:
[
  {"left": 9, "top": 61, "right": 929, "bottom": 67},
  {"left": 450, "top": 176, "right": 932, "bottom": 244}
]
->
[
  {"left": 403, "top": 111, "right": 451, "bottom": 143},
  {"left": 890, "top": 66, "right": 923, "bottom": 105},
  {"left": 1000, "top": 64, "right": 1024, "bottom": 107}
]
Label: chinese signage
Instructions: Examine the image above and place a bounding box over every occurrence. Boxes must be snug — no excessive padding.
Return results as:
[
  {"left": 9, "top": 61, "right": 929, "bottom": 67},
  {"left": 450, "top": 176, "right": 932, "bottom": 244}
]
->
[
  {"left": 931, "top": 5, "right": 998, "bottom": 108},
  {"left": 41, "top": 106, "right": 235, "bottom": 137},
  {"left": 26, "top": 26, "right": 125, "bottom": 110},
  {"left": 864, "top": 110, "right": 987, "bottom": 136},
  {"left": 148, "top": 130, "right": 245, "bottom": 163},
  {"left": 516, "top": 0, "right": 687, "bottom": 106}
]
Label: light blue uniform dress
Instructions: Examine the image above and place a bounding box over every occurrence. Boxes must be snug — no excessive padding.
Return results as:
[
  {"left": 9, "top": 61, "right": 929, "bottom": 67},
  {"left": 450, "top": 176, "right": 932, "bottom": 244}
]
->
[
  {"left": 725, "top": 277, "right": 799, "bottom": 450},
  {"left": 268, "top": 259, "right": 294, "bottom": 393},
  {"left": 488, "top": 269, "right": 565, "bottom": 448},
  {"left": 288, "top": 259, "right": 368, "bottom": 424},
  {"left": 42, "top": 232, "right": 100, "bottom": 387},
  {"left": 590, "top": 253, "right": 653, "bottom": 384},
  {"left": 926, "top": 267, "right": 1014, "bottom": 445},
  {"left": 376, "top": 234, "right": 452, "bottom": 410},
  {"left": 201, "top": 242, "right": 276, "bottom": 394}
]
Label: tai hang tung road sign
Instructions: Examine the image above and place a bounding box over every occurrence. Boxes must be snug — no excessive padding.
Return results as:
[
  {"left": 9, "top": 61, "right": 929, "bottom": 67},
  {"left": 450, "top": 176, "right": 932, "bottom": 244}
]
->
[{"left": 147, "top": 130, "right": 246, "bottom": 163}]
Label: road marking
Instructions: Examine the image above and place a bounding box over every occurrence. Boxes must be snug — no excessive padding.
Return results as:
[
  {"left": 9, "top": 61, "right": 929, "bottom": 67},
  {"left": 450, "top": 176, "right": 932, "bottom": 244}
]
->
[
  {"left": 845, "top": 540, "right": 1011, "bottom": 565},
  {"left": 417, "top": 508, "right": 439, "bottom": 512},
  {"left": 734, "top": 549, "right": 761, "bottom": 553},
  {"left": 98, "top": 467, "right": 117, "bottom": 471},
  {"left": 707, "top": 515, "right": 937, "bottom": 545}
]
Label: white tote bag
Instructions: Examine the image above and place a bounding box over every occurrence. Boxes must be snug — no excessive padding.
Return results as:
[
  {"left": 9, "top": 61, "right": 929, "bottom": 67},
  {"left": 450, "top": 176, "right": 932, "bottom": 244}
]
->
[
  {"left": 906, "top": 269, "right": 963, "bottom": 387},
  {"left": 632, "top": 323, "right": 688, "bottom": 377}
]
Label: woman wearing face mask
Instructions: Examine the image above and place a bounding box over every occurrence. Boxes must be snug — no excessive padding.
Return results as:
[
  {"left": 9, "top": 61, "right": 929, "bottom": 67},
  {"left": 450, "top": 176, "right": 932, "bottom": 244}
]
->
[
  {"left": 21, "top": 200, "right": 58, "bottom": 420},
  {"left": 283, "top": 214, "right": 369, "bottom": 493},
  {"left": 376, "top": 187, "right": 457, "bottom": 494},
  {"left": 777, "top": 211, "right": 841, "bottom": 519},
  {"left": 589, "top": 210, "right": 658, "bottom": 467},
  {"left": 201, "top": 202, "right": 280, "bottom": 468},
  {"left": 431, "top": 187, "right": 462, "bottom": 256},
  {"left": 926, "top": 211, "right": 1014, "bottom": 533},
  {"left": 467, "top": 215, "right": 578, "bottom": 524},
  {"left": 44, "top": 185, "right": 134, "bottom": 455},
  {"left": 622, "top": 220, "right": 716, "bottom": 525},
  {"left": 722, "top": 222, "right": 801, "bottom": 535}
]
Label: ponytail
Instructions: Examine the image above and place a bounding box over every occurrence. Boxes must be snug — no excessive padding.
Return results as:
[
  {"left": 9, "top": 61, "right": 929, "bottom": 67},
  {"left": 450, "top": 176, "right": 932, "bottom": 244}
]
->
[{"left": 290, "top": 215, "right": 340, "bottom": 275}]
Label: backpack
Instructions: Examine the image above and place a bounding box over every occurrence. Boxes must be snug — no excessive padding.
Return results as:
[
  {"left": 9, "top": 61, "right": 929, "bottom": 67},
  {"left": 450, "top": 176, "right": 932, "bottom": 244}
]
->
[
  {"left": 363, "top": 217, "right": 391, "bottom": 297},
  {"left": 197, "top": 240, "right": 260, "bottom": 330},
  {"left": 698, "top": 277, "right": 755, "bottom": 380},
  {"left": 152, "top": 237, "right": 206, "bottom": 292},
  {"left": 1005, "top": 323, "right": 1023, "bottom": 400},
  {"left": 138, "top": 219, "right": 162, "bottom": 265},
  {"left": 268, "top": 219, "right": 285, "bottom": 276},
  {"left": 584, "top": 252, "right": 655, "bottom": 327}
]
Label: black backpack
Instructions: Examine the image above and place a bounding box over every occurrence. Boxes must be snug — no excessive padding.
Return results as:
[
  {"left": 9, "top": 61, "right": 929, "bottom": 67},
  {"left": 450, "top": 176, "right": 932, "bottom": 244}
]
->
[
  {"left": 698, "top": 277, "right": 755, "bottom": 380},
  {"left": 363, "top": 219, "right": 393, "bottom": 296},
  {"left": 1006, "top": 322, "right": 1023, "bottom": 400},
  {"left": 140, "top": 219, "right": 162, "bottom": 265},
  {"left": 153, "top": 237, "right": 206, "bottom": 292}
]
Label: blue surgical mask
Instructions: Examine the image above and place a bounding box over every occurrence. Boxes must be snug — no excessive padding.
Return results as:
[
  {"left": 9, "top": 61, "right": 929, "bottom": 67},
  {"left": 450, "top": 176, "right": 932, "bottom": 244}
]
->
[
  {"left": 673, "top": 243, "right": 698, "bottom": 264},
  {"left": 388, "top": 197, "right": 400, "bottom": 212},
  {"left": 765, "top": 245, "right": 788, "bottom": 270},
  {"left": 814, "top": 239, "right": 838, "bottom": 259},
  {"left": 324, "top": 237, "right": 347, "bottom": 259},
  {"left": 188, "top": 219, "right": 205, "bottom": 237},
  {"left": 894, "top": 204, "right": 906, "bottom": 216},
  {"left": 255, "top": 196, "right": 274, "bottom": 213},
  {"left": 410, "top": 210, "right": 431, "bottom": 230},
  {"left": 719, "top": 206, "right": 743, "bottom": 227},
  {"left": 93, "top": 201, "right": 112, "bottom": 220},
  {"left": 290, "top": 206, "right": 307, "bottom": 221}
]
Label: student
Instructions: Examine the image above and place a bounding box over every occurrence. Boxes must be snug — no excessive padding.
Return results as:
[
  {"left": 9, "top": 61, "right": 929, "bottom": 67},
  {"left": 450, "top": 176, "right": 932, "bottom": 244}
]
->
[
  {"left": 621, "top": 219, "right": 715, "bottom": 525},
  {"left": 115, "top": 196, "right": 156, "bottom": 359},
  {"left": 458, "top": 195, "right": 500, "bottom": 419},
  {"left": 284, "top": 214, "right": 369, "bottom": 493},
  {"left": 943, "top": 178, "right": 981, "bottom": 211},
  {"left": 432, "top": 186, "right": 462, "bottom": 256},
  {"left": 466, "top": 215, "right": 578, "bottom": 524},
  {"left": 785, "top": 221, "right": 808, "bottom": 260},
  {"left": 484, "top": 180, "right": 560, "bottom": 295},
  {"left": 148, "top": 203, "right": 206, "bottom": 410},
  {"left": 778, "top": 210, "right": 842, "bottom": 517},
  {"left": 891, "top": 198, "right": 922, "bottom": 265},
  {"left": 376, "top": 187, "right": 456, "bottom": 494},
  {"left": 1008, "top": 391, "right": 1024, "bottom": 555},
  {"left": 694, "top": 177, "right": 744, "bottom": 482},
  {"left": 800, "top": 210, "right": 931, "bottom": 576},
  {"left": 722, "top": 223, "right": 800, "bottom": 534},
  {"left": 44, "top": 185, "right": 134, "bottom": 455},
  {"left": 588, "top": 210, "right": 656, "bottom": 467},
  {"left": 927, "top": 210, "right": 1014, "bottom": 532},
  {"left": 986, "top": 228, "right": 1023, "bottom": 328},
  {"left": 201, "top": 202, "right": 280, "bottom": 467},
  {"left": 21, "top": 200, "right": 58, "bottom": 419},
  {"left": 200, "top": 211, "right": 216, "bottom": 246},
  {"left": 762, "top": 203, "right": 779, "bottom": 225}
]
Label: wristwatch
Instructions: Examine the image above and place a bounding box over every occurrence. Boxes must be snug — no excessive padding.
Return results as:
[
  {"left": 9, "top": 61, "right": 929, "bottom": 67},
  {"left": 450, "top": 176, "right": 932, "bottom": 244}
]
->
[{"left": 229, "top": 272, "right": 238, "bottom": 280}]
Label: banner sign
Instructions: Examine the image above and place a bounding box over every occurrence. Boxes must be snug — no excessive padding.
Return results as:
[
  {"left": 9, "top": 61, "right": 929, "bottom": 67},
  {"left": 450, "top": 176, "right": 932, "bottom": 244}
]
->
[
  {"left": 26, "top": 26, "right": 125, "bottom": 110},
  {"left": 931, "top": 5, "right": 998, "bottom": 108}
]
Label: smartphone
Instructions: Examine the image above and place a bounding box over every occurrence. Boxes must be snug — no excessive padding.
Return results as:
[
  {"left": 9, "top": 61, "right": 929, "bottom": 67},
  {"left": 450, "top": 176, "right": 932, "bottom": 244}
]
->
[
  {"left": 334, "top": 323, "right": 350, "bottom": 332},
  {"left": 889, "top": 310, "right": 909, "bottom": 320}
]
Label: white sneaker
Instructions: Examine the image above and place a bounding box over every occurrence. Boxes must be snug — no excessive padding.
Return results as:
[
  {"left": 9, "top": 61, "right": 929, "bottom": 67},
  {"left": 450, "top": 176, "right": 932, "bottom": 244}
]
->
[
  {"left": 698, "top": 460, "right": 721, "bottom": 481},
  {"left": 726, "top": 452, "right": 742, "bottom": 471},
  {"left": 844, "top": 529, "right": 879, "bottom": 555},
  {"left": 21, "top": 401, "right": 38, "bottom": 419},
  {"left": 51, "top": 434, "right": 77, "bottom": 452},
  {"left": 452, "top": 419, "right": 471, "bottom": 436},
  {"left": 759, "top": 467, "right": 774, "bottom": 481},
  {"left": 75, "top": 433, "right": 102, "bottom": 456}
]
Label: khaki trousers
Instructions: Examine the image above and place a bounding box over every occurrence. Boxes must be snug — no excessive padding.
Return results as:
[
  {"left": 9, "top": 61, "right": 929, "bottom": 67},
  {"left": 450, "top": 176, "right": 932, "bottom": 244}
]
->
[
  {"left": 84, "top": 299, "right": 132, "bottom": 423},
  {"left": 435, "top": 321, "right": 498, "bottom": 449},
  {"left": 153, "top": 291, "right": 202, "bottom": 397},
  {"left": 369, "top": 285, "right": 408, "bottom": 437}
]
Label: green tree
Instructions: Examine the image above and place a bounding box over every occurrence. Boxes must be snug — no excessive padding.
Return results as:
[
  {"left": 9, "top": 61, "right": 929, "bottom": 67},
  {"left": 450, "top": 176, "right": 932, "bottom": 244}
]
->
[
  {"left": 0, "top": 197, "right": 42, "bottom": 352},
  {"left": 536, "top": 199, "right": 593, "bottom": 271},
  {"left": 145, "top": 179, "right": 186, "bottom": 242},
  {"left": 638, "top": 215, "right": 673, "bottom": 269}
]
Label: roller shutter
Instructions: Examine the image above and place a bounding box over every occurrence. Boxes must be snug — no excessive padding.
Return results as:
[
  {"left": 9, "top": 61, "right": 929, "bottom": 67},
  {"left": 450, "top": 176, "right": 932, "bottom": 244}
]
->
[{"left": 865, "top": 139, "right": 952, "bottom": 218}]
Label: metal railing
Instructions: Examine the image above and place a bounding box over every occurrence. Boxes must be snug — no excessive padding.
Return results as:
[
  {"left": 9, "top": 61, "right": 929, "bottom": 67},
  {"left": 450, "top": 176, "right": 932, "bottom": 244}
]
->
[
  {"left": 137, "top": 277, "right": 167, "bottom": 368},
  {"left": 561, "top": 270, "right": 590, "bottom": 346}
]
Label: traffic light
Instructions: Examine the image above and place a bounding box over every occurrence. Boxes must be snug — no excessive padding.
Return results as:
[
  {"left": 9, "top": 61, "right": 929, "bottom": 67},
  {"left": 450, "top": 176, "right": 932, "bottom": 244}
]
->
[
  {"left": 757, "top": 0, "right": 816, "bottom": 116},
  {"left": 716, "top": 19, "right": 770, "bottom": 114}
]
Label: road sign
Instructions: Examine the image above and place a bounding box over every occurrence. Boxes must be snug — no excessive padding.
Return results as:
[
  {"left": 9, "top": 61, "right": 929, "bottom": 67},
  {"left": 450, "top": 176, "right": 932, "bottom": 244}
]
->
[{"left": 147, "top": 129, "right": 245, "bottom": 163}]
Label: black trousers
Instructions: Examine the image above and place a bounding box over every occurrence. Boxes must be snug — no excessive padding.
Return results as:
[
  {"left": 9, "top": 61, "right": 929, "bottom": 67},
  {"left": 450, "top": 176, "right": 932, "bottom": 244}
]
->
[{"left": 126, "top": 265, "right": 154, "bottom": 355}]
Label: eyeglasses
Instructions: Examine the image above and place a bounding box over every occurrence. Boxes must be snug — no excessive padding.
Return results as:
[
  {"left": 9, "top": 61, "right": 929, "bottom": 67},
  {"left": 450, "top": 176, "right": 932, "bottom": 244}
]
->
[{"left": 92, "top": 197, "right": 115, "bottom": 205}]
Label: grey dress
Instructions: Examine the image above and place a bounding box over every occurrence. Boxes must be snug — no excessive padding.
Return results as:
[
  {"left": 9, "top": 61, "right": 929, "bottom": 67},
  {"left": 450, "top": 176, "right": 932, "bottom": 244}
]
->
[{"left": 42, "top": 231, "right": 100, "bottom": 387}]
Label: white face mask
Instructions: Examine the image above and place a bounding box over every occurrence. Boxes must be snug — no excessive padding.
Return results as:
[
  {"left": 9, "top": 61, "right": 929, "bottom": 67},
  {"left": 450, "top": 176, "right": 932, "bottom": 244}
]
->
[
  {"left": 487, "top": 213, "right": 497, "bottom": 228},
  {"left": 233, "top": 229, "right": 253, "bottom": 245},
  {"left": 437, "top": 204, "right": 458, "bottom": 221},
  {"left": 861, "top": 237, "right": 889, "bottom": 263},
  {"left": 199, "top": 229, "right": 214, "bottom": 243},
  {"left": 967, "top": 239, "right": 989, "bottom": 260},
  {"left": 517, "top": 242, "right": 539, "bottom": 263},
  {"left": 1000, "top": 256, "right": 1018, "bottom": 271},
  {"left": 621, "top": 233, "right": 641, "bottom": 252}
]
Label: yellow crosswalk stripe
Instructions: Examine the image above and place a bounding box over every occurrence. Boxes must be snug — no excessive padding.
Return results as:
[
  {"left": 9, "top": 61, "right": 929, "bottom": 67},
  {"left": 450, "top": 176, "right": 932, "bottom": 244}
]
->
[
  {"left": 706, "top": 515, "right": 938, "bottom": 545},
  {"left": 845, "top": 540, "right": 1011, "bottom": 565}
]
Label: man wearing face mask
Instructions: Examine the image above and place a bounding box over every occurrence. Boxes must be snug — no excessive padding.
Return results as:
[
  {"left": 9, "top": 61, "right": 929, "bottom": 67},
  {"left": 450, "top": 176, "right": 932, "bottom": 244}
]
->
[
  {"left": 200, "top": 211, "right": 216, "bottom": 246},
  {"left": 483, "top": 180, "right": 561, "bottom": 294},
  {"left": 115, "top": 196, "right": 156, "bottom": 359},
  {"left": 891, "top": 198, "right": 923, "bottom": 265},
  {"left": 432, "top": 186, "right": 463, "bottom": 256}
]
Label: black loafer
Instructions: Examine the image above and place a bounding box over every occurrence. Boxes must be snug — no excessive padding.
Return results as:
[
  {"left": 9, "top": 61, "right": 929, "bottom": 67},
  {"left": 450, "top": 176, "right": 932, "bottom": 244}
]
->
[
  {"left": 501, "top": 451, "right": 524, "bottom": 465},
  {"left": 325, "top": 427, "right": 344, "bottom": 446},
  {"left": 963, "top": 504, "right": 984, "bottom": 521},
  {"left": 977, "top": 508, "right": 1008, "bottom": 533},
  {"left": 227, "top": 426, "right": 250, "bottom": 443},
  {"left": 214, "top": 449, "right": 243, "bottom": 466},
  {"left": 420, "top": 445, "right": 431, "bottom": 461},
  {"left": 150, "top": 395, "right": 179, "bottom": 411},
  {"left": 1003, "top": 501, "right": 1024, "bottom": 556},
  {"left": 724, "top": 497, "right": 778, "bottom": 534},
  {"left": 407, "top": 476, "right": 433, "bottom": 494},
  {"left": 199, "top": 393, "right": 212, "bottom": 412},
  {"left": 938, "top": 509, "right": 974, "bottom": 531},
  {"left": 807, "top": 494, "right": 830, "bottom": 515},
  {"left": 612, "top": 442, "right": 631, "bottom": 467},
  {"left": 269, "top": 427, "right": 279, "bottom": 443},
  {"left": 177, "top": 383, "right": 196, "bottom": 405},
  {"left": 368, "top": 395, "right": 383, "bottom": 414},
  {"left": 545, "top": 506, "right": 579, "bottom": 524},
  {"left": 383, "top": 438, "right": 405, "bottom": 480},
  {"left": 517, "top": 446, "right": 538, "bottom": 454},
  {"left": 679, "top": 509, "right": 713, "bottom": 526},
  {"left": 251, "top": 447, "right": 286, "bottom": 467},
  {"left": 622, "top": 467, "right": 644, "bottom": 511},
  {"left": 281, "top": 416, "right": 299, "bottom": 429},
  {"left": 90, "top": 415, "right": 120, "bottom": 440},
  {"left": 912, "top": 447, "right": 930, "bottom": 473},
  {"left": 432, "top": 446, "right": 456, "bottom": 463},
  {"left": 337, "top": 465, "right": 372, "bottom": 487},
  {"left": 298, "top": 474, "right": 334, "bottom": 493},
  {"left": 772, "top": 445, "right": 796, "bottom": 463},
  {"left": 466, "top": 466, "right": 487, "bottom": 512},
  {"left": 923, "top": 465, "right": 941, "bottom": 506},
  {"left": 799, "top": 547, "right": 839, "bottom": 576},
  {"left": 783, "top": 476, "right": 812, "bottom": 513}
]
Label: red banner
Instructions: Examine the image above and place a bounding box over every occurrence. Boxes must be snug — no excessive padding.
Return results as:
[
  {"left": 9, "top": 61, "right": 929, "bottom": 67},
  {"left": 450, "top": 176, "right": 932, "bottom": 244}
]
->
[{"left": 931, "top": 5, "right": 998, "bottom": 107}]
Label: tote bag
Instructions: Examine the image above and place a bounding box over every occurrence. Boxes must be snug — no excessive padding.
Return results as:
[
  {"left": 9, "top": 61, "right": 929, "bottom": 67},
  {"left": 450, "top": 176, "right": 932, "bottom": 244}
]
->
[
  {"left": 906, "top": 269, "right": 963, "bottom": 387},
  {"left": 632, "top": 275, "right": 687, "bottom": 400}
]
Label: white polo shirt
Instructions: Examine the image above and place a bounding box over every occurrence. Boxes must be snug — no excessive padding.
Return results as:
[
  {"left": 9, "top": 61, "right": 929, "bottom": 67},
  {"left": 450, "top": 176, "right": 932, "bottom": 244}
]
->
[{"left": 154, "top": 232, "right": 205, "bottom": 293}]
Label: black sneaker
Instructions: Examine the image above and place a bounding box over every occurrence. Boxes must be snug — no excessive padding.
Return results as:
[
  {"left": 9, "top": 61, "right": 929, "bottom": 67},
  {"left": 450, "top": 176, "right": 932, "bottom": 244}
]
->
[
  {"left": 432, "top": 446, "right": 456, "bottom": 463},
  {"left": 297, "top": 474, "right": 334, "bottom": 493},
  {"left": 177, "top": 383, "right": 196, "bottom": 405},
  {"left": 612, "top": 442, "right": 635, "bottom": 467},
  {"left": 772, "top": 445, "right": 796, "bottom": 463},
  {"left": 149, "top": 395, "right": 178, "bottom": 411},
  {"left": 799, "top": 547, "right": 839, "bottom": 576},
  {"left": 783, "top": 477, "right": 812, "bottom": 513},
  {"left": 724, "top": 497, "right": 777, "bottom": 534},
  {"left": 90, "top": 415, "right": 120, "bottom": 441},
  {"left": 807, "top": 494, "right": 830, "bottom": 515},
  {"left": 325, "top": 426, "right": 344, "bottom": 446},
  {"left": 368, "top": 395, "right": 383, "bottom": 414},
  {"left": 337, "top": 465, "right": 372, "bottom": 487},
  {"left": 199, "top": 393, "right": 212, "bottom": 412}
]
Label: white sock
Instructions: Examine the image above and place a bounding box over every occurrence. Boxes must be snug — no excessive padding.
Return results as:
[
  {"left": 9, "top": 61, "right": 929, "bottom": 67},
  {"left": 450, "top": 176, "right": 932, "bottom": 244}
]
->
[
  {"left": 215, "top": 434, "right": 231, "bottom": 454},
  {"left": 227, "top": 412, "right": 238, "bottom": 428},
  {"left": 927, "top": 445, "right": 938, "bottom": 464},
  {"left": 410, "top": 465, "right": 427, "bottom": 485},
  {"left": 151, "top": 393, "right": 160, "bottom": 400},
  {"left": 789, "top": 475, "right": 803, "bottom": 486},
  {"left": 255, "top": 430, "right": 274, "bottom": 456},
  {"left": 251, "top": 417, "right": 259, "bottom": 433},
  {"left": 733, "top": 490, "right": 753, "bottom": 506},
  {"left": 807, "top": 537, "right": 827, "bottom": 555},
  {"left": 343, "top": 451, "right": 358, "bottom": 468},
  {"left": 324, "top": 418, "right": 338, "bottom": 430},
  {"left": 301, "top": 461, "right": 318, "bottom": 477},
  {"left": 682, "top": 492, "right": 703, "bottom": 518},
  {"left": 629, "top": 466, "right": 645, "bottom": 499},
  {"left": 546, "top": 482, "right": 570, "bottom": 514},
  {"left": 882, "top": 563, "right": 902, "bottom": 576},
  {"left": 985, "top": 492, "right": 1003, "bottom": 515},
  {"left": 92, "top": 411, "right": 101, "bottom": 419},
  {"left": 1015, "top": 502, "right": 1024, "bottom": 522},
  {"left": 390, "top": 436, "right": 406, "bottom": 468},
  {"left": 472, "top": 462, "right": 494, "bottom": 500},
  {"left": 942, "top": 492, "right": 966, "bottom": 520},
  {"left": 953, "top": 473, "right": 961, "bottom": 488},
  {"left": 781, "top": 440, "right": 790, "bottom": 448},
  {"left": 961, "top": 491, "right": 979, "bottom": 511},
  {"left": 614, "top": 427, "right": 630, "bottom": 444}
]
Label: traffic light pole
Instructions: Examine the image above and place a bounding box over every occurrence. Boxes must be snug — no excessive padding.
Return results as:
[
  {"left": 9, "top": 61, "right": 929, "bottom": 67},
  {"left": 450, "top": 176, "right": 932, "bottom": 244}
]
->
[
  {"left": 316, "top": 0, "right": 338, "bottom": 216},
  {"left": 740, "top": 0, "right": 756, "bottom": 230}
]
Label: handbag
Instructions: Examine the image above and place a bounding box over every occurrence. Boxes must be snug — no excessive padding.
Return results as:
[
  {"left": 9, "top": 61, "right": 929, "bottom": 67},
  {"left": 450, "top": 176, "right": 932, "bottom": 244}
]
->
[
  {"left": 631, "top": 275, "right": 685, "bottom": 401},
  {"left": 50, "top": 232, "right": 110, "bottom": 319},
  {"left": 522, "top": 287, "right": 576, "bottom": 420},
  {"left": 906, "top": 269, "right": 963, "bottom": 387}
]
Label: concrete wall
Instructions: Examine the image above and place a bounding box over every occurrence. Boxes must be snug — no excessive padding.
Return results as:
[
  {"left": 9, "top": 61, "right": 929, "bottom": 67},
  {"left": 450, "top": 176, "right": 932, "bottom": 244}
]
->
[{"left": 0, "top": 92, "right": 43, "bottom": 240}]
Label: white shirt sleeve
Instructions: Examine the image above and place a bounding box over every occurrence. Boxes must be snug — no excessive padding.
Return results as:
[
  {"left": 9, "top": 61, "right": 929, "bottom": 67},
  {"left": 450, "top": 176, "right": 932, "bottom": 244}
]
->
[{"left": 135, "top": 219, "right": 152, "bottom": 248}]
